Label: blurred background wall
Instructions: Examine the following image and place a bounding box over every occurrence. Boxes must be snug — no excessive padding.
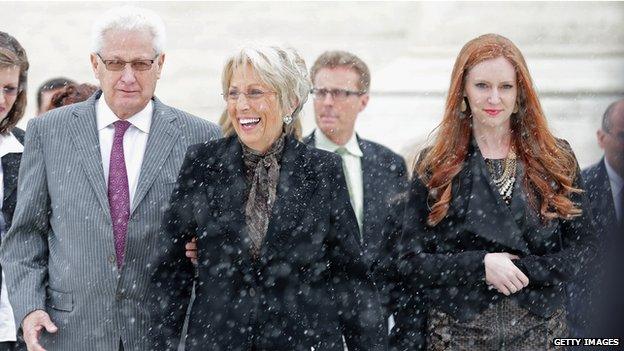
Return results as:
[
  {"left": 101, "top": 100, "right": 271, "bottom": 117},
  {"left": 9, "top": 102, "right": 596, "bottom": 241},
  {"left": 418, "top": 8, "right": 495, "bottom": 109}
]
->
[{"left": 2, "top": 1, "right": 623, "bottom": 167}]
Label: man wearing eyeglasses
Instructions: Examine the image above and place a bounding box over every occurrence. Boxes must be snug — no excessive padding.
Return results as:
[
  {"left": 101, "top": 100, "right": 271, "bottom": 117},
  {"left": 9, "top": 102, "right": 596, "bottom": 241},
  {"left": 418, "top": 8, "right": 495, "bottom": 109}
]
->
[
  {"left": 566, "top": 98, "right": 624, "bottom": 341},
  {"left": 0, "top": 6, "right": 219, "bottom": 351},
  {"left": 304, "top": 50, "right": 407, "bottom": 334}
]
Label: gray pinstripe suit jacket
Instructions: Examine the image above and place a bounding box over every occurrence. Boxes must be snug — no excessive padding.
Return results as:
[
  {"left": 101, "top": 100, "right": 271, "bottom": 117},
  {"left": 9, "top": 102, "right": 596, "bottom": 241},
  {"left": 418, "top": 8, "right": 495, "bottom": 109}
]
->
[{"left": 0, "top": 91, "right": 220, "bottom": 350}]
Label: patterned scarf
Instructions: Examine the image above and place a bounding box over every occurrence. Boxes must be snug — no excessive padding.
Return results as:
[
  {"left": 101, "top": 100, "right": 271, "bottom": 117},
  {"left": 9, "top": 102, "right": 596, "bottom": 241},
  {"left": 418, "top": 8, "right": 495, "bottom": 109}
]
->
[{"left": 241, "top": 135, "right": 285, "bottom": 258}]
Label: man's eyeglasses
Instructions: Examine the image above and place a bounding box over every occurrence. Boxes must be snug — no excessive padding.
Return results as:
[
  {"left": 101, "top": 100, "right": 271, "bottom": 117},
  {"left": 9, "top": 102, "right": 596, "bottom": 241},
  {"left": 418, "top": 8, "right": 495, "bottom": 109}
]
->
[
  {"left": 0, "top": 86, "right": 20, "bottom": 97},
  {"left": 223, "top": 89, "right": 276, "bottom": 102},
  {"left": 310, "top": 88, "right": 365, "bottom": 101},
  {"left": 96, "top": 53, "right": 159, "bottom": 71}
]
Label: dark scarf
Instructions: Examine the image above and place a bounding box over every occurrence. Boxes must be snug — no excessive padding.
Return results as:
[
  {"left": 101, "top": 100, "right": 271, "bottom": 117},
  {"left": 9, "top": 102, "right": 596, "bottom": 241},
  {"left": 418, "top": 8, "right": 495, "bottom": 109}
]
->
[{"left": 241, "top": 134, "right": 286, "bottom": 258}]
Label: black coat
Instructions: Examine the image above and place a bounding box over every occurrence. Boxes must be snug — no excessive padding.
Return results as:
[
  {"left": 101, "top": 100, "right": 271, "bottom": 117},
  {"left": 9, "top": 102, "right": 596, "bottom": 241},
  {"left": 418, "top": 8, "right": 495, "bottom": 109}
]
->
[
  {"left": 1, "top": 127, "right": 25, "bottom": 289},
  {"left": 567, "top": 158, "right": 621, "bottom": 338},
  {"left": 392, "top": 140, "right": 597, "bottom": 350},
  {"left": 303, "top": 132, "right": 408, "bottom": 315},
  {"left": 581, "top": 159, "right": 619, "bottom": 236},
  {"left": 151, "top": 135, "right": 386, "bottom": 351}
]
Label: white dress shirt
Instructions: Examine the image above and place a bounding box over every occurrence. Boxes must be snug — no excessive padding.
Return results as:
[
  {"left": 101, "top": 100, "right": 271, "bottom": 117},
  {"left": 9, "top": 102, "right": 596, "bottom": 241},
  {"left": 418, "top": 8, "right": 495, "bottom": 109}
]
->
[
  {"left": 604, "top": 158, "right": 624, "bottom": 223},
  {"left": 315, "top": 130, "right": 364, "bottom": 236},
  {"left": 96, "top": 97, "right": 152, "bottom": 208},
  {"left": 0, "top": 131, "right": 23, "bottom": 342}
]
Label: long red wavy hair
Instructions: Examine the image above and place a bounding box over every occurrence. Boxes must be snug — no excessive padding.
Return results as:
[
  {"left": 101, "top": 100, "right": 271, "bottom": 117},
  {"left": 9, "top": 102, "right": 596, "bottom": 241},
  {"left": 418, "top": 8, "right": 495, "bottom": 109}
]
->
[{"left": 417, "top": 33, "right": 582, "bottom": 226}]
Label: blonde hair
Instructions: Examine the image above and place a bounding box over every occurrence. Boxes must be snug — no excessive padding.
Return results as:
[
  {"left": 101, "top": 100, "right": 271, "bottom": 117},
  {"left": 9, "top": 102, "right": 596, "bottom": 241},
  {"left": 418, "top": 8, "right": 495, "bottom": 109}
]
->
[{"left": 221, "top": 45, "right": 310, "bottom": 135}]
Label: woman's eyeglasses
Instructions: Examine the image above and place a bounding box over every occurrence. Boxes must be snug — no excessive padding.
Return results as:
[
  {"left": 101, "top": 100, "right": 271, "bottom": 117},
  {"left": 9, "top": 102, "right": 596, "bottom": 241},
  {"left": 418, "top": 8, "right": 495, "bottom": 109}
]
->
[{"left": 223, "top": 89, "right": 276, "bottom": 102}]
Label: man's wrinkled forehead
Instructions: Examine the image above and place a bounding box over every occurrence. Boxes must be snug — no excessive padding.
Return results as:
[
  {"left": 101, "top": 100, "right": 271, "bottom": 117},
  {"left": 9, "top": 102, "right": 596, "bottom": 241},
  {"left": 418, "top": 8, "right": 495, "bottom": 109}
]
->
[
  {"left": 313, "top": 66, "right": 362, "bottom": 89},
  {"left": 99, "top": 28, "right": 156, "bottom": 56}
]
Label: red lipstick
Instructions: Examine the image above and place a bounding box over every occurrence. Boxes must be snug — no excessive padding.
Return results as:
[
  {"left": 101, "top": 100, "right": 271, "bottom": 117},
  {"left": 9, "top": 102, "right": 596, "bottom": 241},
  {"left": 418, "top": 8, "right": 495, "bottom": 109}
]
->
[{"left": 484, "top": 109, "right": 502, "bottom": 116}]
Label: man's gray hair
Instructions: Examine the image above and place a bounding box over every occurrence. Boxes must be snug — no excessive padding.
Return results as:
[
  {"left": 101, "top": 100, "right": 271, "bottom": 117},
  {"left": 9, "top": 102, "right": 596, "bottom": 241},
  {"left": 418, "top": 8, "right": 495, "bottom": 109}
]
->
[
  {"left": 91, "top": 6, "right": 166, "bottom": 54},
  {"left": 221, "top": 45, "right": 311, "bottom": 128}
]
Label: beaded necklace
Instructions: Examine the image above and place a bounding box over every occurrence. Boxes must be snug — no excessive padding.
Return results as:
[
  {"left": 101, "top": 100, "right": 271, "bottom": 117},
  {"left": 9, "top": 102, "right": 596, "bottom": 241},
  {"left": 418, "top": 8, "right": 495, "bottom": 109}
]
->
[{"left": 484, "top": 148, "right": 517, "bottom": 206}]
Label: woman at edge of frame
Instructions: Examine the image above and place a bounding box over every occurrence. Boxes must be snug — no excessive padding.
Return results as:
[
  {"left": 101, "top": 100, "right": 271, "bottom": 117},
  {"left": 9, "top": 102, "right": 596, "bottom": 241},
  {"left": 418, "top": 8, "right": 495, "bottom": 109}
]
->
[{"left": 0, "top": 31, "right": 29, "bottom": 351}]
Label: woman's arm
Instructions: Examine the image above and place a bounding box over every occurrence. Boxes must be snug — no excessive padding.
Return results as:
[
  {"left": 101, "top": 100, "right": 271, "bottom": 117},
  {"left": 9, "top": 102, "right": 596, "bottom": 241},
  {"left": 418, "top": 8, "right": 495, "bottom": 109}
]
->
[
  {"left": 398, "top": 175, "right": 488, "bottom": 289},
  {"left": 148, "top": 144, "right": 202, "bottom": 350},
  {"left": 514, "top": 159, "right": 598, "bottom": 287}
]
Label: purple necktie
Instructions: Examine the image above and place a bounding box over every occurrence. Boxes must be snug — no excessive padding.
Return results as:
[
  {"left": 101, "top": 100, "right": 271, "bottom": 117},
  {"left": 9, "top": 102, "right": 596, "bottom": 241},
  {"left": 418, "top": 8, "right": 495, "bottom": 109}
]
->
[{"left": 108, "top": 120, "right": 131, "bottom": 268}]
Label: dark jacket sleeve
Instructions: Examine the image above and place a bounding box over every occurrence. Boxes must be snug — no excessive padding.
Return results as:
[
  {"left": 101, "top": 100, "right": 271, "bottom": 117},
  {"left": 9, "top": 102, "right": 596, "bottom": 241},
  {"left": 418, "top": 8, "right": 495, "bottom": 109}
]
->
[
  {"left": 398, "top": 175, "right": 487, "bottom": 289},
  {"left": 372, "top": 158, "right": 408, "bottom": 317},
  {"left": 392, "top": 173, "right": 484, "bottom": 350},
  {"left": 326, "top": 156, "right": 387, "bottom": 351},
  {"left": 514, "top": 153, "right": 598, "bottom": 286},
  {"left": 390, "top": 288, "right": 427, "bottom": 351},
  {"left": 149, "top": 145, "right": 201, "bottom": 350}
]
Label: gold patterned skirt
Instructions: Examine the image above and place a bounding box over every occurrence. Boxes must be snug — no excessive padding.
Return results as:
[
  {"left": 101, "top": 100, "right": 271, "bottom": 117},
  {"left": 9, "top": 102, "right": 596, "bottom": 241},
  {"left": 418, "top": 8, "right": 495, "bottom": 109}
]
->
[{"left": 426, "top": 299, "right": 567, "bottom": 351}]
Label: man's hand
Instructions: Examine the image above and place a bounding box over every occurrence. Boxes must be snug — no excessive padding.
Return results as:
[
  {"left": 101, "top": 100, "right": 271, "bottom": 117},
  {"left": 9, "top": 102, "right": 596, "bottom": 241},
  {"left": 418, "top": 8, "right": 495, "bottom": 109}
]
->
[
  {"left": 22, "top": 310, "right": 58, "bottom": 351},
  {"left": 185, "top": 237, "right": 198, "bottom": 265},
  {"left": 484, "top": 252, "right": 529, "bottom": 296}
]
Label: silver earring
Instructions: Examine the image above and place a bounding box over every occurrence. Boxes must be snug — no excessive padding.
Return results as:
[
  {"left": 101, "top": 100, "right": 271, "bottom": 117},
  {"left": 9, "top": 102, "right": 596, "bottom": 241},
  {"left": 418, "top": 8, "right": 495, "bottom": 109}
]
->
[
  {"left": 282, "top": 115, "right": 293, "bottom": 125},
  {"left": 460, "top": 99, "right": 467, "bottom": 112}
]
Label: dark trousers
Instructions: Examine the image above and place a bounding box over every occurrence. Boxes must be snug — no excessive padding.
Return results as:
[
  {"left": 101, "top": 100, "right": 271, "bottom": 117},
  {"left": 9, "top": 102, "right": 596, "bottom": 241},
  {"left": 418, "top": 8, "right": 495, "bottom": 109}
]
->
[{"left": 0, "top": 342, "right": 16, "bottom": 351}]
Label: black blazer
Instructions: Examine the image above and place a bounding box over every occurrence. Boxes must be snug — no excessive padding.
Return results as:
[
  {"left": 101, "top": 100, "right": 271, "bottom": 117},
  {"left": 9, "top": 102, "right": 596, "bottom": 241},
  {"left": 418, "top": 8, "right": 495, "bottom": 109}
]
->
[
  {"left": 303, "top": 132, "right": 408, "bottom": 265},
  {"left": 1, "top": 128, "right": 25, "bottom": 229},
  {"left": 1, "top": 128, "right": 25, "bottom": 289},
  {"left": 567, "top": 158, "right": 619, "bottom": 337},
  {"left": 581, "top": 159, "right": 619, "bottom": 236},
  {"left": 303, "top": 132, "right": 408, "bottom": 318},
  {"left": 392, "top": 140, "right": 596, "bottom": 350},
  {"left": 151, "top": 135, "right": 386, "bottom": 351}
]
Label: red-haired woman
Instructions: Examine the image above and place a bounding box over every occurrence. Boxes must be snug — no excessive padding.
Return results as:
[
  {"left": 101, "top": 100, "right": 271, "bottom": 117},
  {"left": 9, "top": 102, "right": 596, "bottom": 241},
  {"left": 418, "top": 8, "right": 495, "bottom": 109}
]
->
[{"left": 391, "top": 34, "right": 596, "bottom": 350}]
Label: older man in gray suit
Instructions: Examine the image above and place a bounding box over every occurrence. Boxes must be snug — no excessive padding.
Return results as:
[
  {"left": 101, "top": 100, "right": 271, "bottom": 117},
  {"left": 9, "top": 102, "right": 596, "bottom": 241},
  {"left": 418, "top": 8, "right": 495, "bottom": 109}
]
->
[{"left": 0, "top": 6, "right": 220, "bottom": 351}]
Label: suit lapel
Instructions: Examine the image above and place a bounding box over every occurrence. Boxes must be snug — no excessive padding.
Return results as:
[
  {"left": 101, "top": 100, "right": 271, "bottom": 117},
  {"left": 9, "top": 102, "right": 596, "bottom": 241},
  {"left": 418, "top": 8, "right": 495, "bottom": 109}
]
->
[
  {"left": 509, "top": 159, "right": 529, "bottom": 228},
  {"left": 264, "top": 137, "right": 317, "bottom": 257},
  {"left": 210, "top": 138, "right": 252, "bottom": 268},
  {"left": 306, "top": 130, "right": 370, "bottom": 244},
  {"left": 2, "top": 153, "right": 21, "bottom": 204},
  {"left": 130, "top": 98, "right": 180, "bottom": 215},
  {"left": 594, "top": 159, "right": 618, "bottom": 231},
  {"left": 69, "top": 95, "right": 111, "bottom": 221},
  {"left": 302, "top": 131, "right": 315, "bottom": 147},
  {"left": 463, "top": 143, "right": 530, "bottom": 254},
  {"left": 359, "top": 138, "right": 375, "bottom": 248}
]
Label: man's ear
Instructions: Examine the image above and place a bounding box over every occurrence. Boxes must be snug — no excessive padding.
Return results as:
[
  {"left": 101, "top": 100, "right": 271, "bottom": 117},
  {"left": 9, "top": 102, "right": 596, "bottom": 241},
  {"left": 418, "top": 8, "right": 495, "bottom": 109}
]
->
[
  {"left": 156, "top": 53, "right": 165, "bottom": 79},
  {"left": 358, "top": 93, "right": 370, "bottom": 113},
  {"left": 90, "top": 53, "right": 100, "bottom": 80},
  {"left": 597, "top": 129, "right": 606, "bottom": 150}
]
